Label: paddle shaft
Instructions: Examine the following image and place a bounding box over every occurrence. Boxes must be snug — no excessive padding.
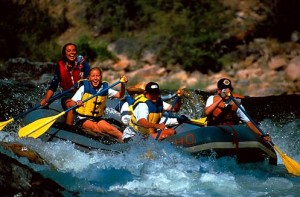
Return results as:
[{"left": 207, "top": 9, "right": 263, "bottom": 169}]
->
[
  {"left": 155, "top": 96, "right": 180, "bottom": 140},
  {"left": 161, "top": 93, "right": 176, "bottom": 101},
  {"left": 65, "top": 80, "right": 121, "bottom": 113},
  {"left": 230, "top": 94, "right": 300, "bottom": 176},
  {"left": 166, "top": 114, "right": 207, "bottom": 126},
  {"left": 18, "top": 80, "right": 121, "bottom": 138},
  {"left": 14, "top": 84, "right": 78, "bottom": 121},
  {"left": 0, "top": 83, "right": 80, "bottom": 131},
  {"left": 229, "top": 95, "right": 270, "bottom": 141},
  {"left": 229, "top": 94, "right": 274, "bottom": 144}
]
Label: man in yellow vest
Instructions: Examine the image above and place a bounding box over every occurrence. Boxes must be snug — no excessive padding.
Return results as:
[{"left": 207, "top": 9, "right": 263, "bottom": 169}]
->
[{"left": 129, "top": 82, "right": 183, "bottom": 140}]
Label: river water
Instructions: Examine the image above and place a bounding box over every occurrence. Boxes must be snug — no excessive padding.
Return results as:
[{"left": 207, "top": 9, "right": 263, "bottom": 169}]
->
[{"left": 0, "top": 80, "right": 300, "bottom": 196}]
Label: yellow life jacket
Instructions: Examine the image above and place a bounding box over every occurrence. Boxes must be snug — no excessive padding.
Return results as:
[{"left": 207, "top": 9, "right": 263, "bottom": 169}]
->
[
  {"left": 76, "top": 81, "right": 108, "bottom": 118},
  {"left": 129, "top": 94, "right": 163, "bottom": 135}
]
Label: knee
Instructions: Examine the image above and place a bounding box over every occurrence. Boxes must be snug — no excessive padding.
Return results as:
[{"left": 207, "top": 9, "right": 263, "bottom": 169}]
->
[
  {"left": 90, "top": 125, "right": 101, "bottom": 132},
  {"left": 83, "top": 121, "right": 99, "bottom": 132},
  {"left": 65, "top": 99, "right": 76, "bottom": 108}
]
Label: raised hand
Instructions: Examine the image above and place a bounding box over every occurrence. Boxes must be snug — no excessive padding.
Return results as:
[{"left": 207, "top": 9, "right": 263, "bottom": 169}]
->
[
  {"left": 120, "top": 75, "right": 128, "bottom": 83},
  {"left": 176, "top": 89, "right": 184, "bottom": 97}
]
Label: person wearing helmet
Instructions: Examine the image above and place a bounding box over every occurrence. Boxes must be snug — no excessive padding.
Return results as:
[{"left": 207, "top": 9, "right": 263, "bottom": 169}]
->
[
  {"left": 118, "top": 82, "right": 180, "bottom": 141},
  {"left": 128, "top": 82, "right": 184, "bottom": 141},
  {"left": 205, "top": 78, "right": 270, "bottom": 142},
  {"left": 115, "top": 82, "right": 147, "bottom": 125}
]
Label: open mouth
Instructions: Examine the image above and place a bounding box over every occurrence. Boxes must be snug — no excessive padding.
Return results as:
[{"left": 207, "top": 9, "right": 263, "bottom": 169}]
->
[
  {"left": 68, "top": 54, "right": 76, "bottom": 59},
  {"left": 91, "top": 80, "right": 100, "bottom": 86}
]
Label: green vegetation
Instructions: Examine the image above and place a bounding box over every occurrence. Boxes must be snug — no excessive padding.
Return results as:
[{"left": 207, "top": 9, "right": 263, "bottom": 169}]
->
[
  {"left": 2, "top": 0, "right": 298, "bottom": 75},
  {"left": 159, "top": 79, "right": 181, "bottom": 91},
  {"left": 76, "top": 36, "right": 118, "bottom": 62},
  {"left": 186, "top": 80, "right": 209, "bottom": 90},
  {"left": 0, "top": 0, "right": 68, "bottom": 62},
  {"left": 0, "top": 0, "right": 235, "bottom": 71},
  {"left": 86, "top": 0, "right": 232, "bottom": 73}
]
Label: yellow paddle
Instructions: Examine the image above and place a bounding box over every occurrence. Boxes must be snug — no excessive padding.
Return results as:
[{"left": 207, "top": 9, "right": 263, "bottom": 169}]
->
[
  {"left": 0, "top": 119, "right": 14, "bottom": 131},
  {"left": 190, "top": 117, "right": 207, "bottom": 126},
  {"left": 18, "top": 80, "right": 121, "bottom": 139},
  {"left": 172, "top": 114, "right": 207, "bottom": 126},
  {"left": 229, "top": 94, "right": 300, "bottom": 176},
  {"left": 0, "top": 82, "right": 82, "bottom": 131}
]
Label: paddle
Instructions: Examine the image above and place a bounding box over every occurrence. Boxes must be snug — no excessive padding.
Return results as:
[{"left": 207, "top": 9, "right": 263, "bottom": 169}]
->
[
  {"left": 155, "top": 96, "right": 180, "bottom": 140},
  {"left": 229, "top": 93, "right": 300, "bottom": 176},
  {"left": 0, "top": 82, "right": 81, "bottom": 131},
  {"left": 161, "top": 93, "right": 176, "bottom": 101},
  {"left": 18, "top": 80, "right": 121, "bottom": 139},
  {"left": 171, "top": 114, "right": 207, "bottom": 126},
  {"left": 190, "top": 117, "right": 207, "bottom": 126}
]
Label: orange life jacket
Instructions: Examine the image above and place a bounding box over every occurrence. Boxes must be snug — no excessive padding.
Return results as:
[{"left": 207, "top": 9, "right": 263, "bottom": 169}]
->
[{"left": 207, "top": 94, "right": 244, "bottom": 126}]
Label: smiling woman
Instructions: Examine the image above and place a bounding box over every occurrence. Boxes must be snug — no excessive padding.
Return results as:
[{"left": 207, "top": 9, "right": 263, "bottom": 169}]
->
[
  {"left": 68, "top": 67, "right": 128, "bottom": 142},
  {"left": 39, "top": 43, "right": 91, "bottom": 125}
]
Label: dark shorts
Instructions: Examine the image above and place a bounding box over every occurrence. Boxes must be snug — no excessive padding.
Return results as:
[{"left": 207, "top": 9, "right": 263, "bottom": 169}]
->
[{"left": 75, "top": 118, "right": 88, "bottom": 127}]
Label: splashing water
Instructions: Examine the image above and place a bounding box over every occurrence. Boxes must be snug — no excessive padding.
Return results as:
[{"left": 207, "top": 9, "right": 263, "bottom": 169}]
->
[{"left": 1, "top": 81, "right": 300, "bottom": 196}]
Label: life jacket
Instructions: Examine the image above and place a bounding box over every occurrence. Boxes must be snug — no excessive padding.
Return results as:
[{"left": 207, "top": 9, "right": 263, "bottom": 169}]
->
[
  {"left": 207, "top": 94, "right": 244, "bottom": 126},
  {"left": 58, "top": 56, "right": 85, "bottom": 90},
  {"left": 76, "top": 81, "right": 108, "bottom": 118},
  {"left": 114, "top": 95, "right": 135, "bottom": 114},
  {"left": 129, "top": 94, "right": 163, "bottom": 135}
]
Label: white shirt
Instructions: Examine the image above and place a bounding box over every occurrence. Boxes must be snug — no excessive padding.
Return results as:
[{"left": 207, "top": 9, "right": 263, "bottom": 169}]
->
[
  {"left": 206, "top": 95, "right": 249, "bottom": 123},
  {"left": 72, "top": 84, "right": 118, "bottom": 102},
  {"left": 120, "top": 102, "right": 131, "bottom": 125},
  {"left": 122, "top": 98, "right": 178, "bottom": 139},
  {"left": 121, "top": 100, "right": 178, "bottom": 126},
  {"left": 133, "top": 101, "right": 170, "bottom": 122},
  {"left": 72, "top": 84, "right": 118, "bottom": 119}
]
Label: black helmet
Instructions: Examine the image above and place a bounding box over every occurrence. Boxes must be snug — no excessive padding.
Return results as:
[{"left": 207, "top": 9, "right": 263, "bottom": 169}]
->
[
  {"left": 145, "top": 82, "right": 160, "bottom": 94},
  {"left": 217, "top": 78, "right": 233, "bottom": 91}
]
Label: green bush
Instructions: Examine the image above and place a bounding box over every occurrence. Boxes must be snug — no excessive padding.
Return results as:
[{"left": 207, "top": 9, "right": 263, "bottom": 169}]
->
[
  {"left": 86, "top": 0, "right": 231, "bottom": 72},
  {"left": 159, "top": 79, "right": 181, "bottom": 91},
  {"left": 76, "top": 36, "right": 118, "bottom": 62},
  {"left": 0, "top": 0, "right": 68, "bottom": 61}
]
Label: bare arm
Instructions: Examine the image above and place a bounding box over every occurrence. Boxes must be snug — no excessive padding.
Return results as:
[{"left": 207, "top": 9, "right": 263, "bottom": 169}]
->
[
  {"left": 119, "top": 83, "right": 126, "bottom": 98},
  {"left": 205, "top": 96, "right": 222, "bottom": 115},
  {"left": 166, "top": 89, "right": 184, "bottom": 112},
  {"left": 246, "top": 121, "right": 271, "bottom": 142},
  {"left": 246, "top": 121, "right": 262, "bottom": 136},
  {"left": 40, "top": 89, "right": 54, "bottom": 106},
  {"left": 114, "top": 75, "right": 128, "bottom": 99},
  {"left": 137, "top": 118, "right": 165, "bottom": 131}
]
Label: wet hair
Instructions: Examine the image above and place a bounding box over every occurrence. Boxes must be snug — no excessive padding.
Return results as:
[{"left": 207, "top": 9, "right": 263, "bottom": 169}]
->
[{"left": 62, "top": 43, "right": 77, "bottom": 59}]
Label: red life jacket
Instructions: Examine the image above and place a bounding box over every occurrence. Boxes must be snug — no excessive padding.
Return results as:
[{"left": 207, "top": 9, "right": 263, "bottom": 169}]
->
[
  {"left": 58, "top": 59, "right": 84, "bottom": 90},
  {"left": 207, "top": 94, "right": 244, "bottom": 126}
]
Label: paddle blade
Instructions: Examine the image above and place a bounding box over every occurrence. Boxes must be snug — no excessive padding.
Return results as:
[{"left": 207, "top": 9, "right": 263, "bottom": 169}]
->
[
  {"left": 0, "top": 118, "right": 14, "bottom": 130},
  {"left": 190, "top": 117, "right": 207, "bottom": 126},
  {"left": 18, "top": 112, "right": 65, "bottom": 139},
  {"left": 273, "top": 145, "right": 300, "bottom": 176}
]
